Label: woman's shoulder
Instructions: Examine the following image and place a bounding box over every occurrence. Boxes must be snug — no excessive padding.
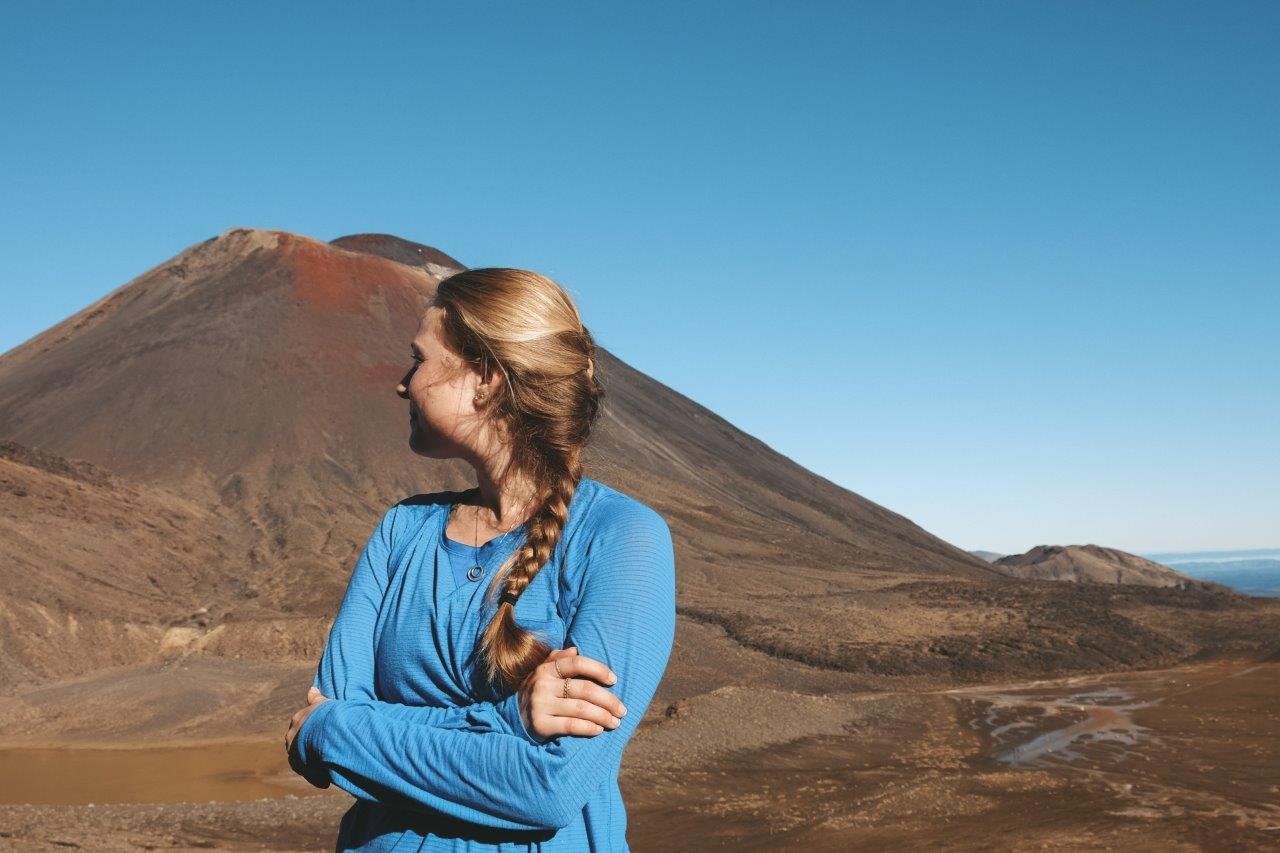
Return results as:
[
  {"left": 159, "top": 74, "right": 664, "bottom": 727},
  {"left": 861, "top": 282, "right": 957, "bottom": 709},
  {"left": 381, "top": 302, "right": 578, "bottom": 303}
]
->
[
  {"left": 393, "top": 489, "right": 462, "bottom": 515},
  {"left": 570, "top": 477, "right": 671, "bottom": 550},
  {"left": 558, "top": 478, "right": 674, "bottom": 606},
  {"left": 370, "top": 490, "right": 458, "bottom": 540},
  {"left": 580, "top": 477, "right": 664, "bottom": 522}
]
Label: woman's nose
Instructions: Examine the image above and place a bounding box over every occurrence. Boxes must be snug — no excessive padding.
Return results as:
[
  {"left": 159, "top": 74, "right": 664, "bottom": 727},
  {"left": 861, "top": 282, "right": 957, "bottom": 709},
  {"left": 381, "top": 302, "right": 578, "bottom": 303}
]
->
[{"left": 396, "top": 367, "right": 414, "bottom": 398}]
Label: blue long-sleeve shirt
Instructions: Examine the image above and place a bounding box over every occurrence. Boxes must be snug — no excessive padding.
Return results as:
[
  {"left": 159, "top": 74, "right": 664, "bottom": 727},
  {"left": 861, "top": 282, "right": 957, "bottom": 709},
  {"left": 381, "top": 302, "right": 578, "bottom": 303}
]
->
[{"left": 292, "top": 476, "right": 677, "bottom": 851}]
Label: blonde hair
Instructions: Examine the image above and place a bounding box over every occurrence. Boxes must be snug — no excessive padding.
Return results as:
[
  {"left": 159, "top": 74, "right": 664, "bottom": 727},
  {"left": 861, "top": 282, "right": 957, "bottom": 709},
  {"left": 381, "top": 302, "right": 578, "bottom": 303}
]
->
[{"left": 432, "top": 268, "right": 603, "bottom": 692}]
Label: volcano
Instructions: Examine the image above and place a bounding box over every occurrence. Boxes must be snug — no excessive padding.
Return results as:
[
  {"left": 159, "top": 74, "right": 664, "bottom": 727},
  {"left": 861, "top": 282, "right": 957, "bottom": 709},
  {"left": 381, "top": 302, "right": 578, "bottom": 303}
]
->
[{"left": 0, "top": 227, "right": 1274, "bottom": 733}]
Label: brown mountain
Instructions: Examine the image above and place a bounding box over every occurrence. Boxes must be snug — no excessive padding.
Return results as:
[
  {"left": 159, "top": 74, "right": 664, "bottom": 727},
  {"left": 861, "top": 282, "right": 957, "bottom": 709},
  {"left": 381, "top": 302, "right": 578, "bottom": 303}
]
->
[
  {"left": 991, "top": 544, "right": 1224, "bottom": 590},
  {"left": 0, "top": 227, "right": 1276, "bottom": 748}
]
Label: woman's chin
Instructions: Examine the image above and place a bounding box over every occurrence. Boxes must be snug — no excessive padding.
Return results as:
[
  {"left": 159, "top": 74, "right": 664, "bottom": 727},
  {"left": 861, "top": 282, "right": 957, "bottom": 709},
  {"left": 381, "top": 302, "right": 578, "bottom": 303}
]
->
[{"left": 408, "top": 428, "right": 443, "bottom": 458}]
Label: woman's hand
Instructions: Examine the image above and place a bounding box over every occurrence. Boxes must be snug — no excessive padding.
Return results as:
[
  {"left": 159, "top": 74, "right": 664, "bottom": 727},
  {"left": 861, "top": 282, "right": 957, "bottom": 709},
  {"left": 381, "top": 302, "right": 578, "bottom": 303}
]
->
[
  {"left": 518, "top": 646, "right": 628, "bottom": 739},
  {"left": 285, "top": 687, "right": 331, "bottom": 788}
]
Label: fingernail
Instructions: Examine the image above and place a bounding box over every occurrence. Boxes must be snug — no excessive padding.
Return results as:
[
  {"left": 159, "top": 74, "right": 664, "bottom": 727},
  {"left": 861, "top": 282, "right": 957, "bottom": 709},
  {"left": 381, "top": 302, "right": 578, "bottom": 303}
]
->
[
  {"left": 608, "top": 673, "right": 617, "bottom": 684},
  {"left": 619, "top": 704, "right": 627, "bottom": 716},
  {"left": 610, "top": 716, "right": 621, "bottom": 727}
]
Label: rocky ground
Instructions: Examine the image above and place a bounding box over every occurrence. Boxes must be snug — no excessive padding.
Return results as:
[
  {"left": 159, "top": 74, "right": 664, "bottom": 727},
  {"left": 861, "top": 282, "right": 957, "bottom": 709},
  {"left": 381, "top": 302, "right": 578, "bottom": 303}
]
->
[{"left": 2, "top": 619, "right": 1277, "bottom": 850}]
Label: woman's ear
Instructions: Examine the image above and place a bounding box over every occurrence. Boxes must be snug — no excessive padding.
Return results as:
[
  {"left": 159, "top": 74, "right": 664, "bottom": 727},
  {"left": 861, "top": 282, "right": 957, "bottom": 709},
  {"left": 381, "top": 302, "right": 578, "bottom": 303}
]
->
[{"left": 476, "top": 356, "right": 504, "bottom": 398}]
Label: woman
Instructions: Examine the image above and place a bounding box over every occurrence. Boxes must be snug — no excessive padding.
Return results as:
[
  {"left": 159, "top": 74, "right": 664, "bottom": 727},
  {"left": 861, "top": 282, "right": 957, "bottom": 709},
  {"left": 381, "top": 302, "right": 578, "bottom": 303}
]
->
[{"left": 285, "top": 268, "right": 677, "bottom": 852}]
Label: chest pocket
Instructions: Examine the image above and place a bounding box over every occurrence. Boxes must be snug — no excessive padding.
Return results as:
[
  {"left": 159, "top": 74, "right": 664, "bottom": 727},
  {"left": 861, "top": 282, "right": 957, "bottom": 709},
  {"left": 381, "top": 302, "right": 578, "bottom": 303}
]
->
[
  {"left": 464, "top": 611, "right": 567, "bottom": 701},
  {"left": 496, "top": 564, "right": 570, "bottom": 662},
  {"left": 507, "top": 570, "right": 567, "bottom": 648},
  {"left": 519, "top": 617, "right": 566, "bottom": 650}
]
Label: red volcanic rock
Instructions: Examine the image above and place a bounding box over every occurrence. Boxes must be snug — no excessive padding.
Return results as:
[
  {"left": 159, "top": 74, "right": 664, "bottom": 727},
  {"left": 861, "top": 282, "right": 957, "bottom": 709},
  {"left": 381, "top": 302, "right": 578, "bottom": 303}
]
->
[{"left": 0, "top": 228, "right": 440, "bottom": 493}]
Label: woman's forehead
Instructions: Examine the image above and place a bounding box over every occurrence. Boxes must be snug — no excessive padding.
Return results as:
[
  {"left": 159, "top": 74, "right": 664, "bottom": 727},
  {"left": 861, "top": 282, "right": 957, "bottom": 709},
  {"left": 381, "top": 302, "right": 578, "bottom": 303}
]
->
[{"left": 416, "top": 306, "right": 442, "bottom": 342}]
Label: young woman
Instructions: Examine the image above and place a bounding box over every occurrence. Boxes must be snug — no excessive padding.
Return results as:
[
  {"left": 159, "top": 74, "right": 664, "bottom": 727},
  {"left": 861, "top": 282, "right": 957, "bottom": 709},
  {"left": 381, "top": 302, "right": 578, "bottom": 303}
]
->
[{"left": 285, "top": 268, "right": 677, "bottom": 851}]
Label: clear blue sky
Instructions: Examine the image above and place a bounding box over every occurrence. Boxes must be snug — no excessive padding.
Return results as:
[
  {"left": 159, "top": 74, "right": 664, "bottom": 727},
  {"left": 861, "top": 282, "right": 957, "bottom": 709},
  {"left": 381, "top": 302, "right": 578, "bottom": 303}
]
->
[{"left": 2, "top": 2, "right": 1276, "bottom": 554}]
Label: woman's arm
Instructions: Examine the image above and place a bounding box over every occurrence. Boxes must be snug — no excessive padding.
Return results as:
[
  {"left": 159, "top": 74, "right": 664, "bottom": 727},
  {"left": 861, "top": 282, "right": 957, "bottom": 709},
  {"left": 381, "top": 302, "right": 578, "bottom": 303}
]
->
[
  {"left": 309, "top": 502, "right": 520, "bottom": 720},
  {"left": 296, "top": 499, "right": 676, "bottom": 831},
  {"left": 293, "top": 502, "right": 552, "bottom": 784}
]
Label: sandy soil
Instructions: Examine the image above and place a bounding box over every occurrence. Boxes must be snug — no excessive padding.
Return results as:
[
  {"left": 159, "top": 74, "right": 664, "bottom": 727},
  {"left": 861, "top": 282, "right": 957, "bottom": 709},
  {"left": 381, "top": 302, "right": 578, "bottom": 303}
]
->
[
  {"left": 628, "top": 657, "right": 1280, "bottom": 851},
  {"left": 2, "top": 647, "right": 1276, "bottom": 851}
]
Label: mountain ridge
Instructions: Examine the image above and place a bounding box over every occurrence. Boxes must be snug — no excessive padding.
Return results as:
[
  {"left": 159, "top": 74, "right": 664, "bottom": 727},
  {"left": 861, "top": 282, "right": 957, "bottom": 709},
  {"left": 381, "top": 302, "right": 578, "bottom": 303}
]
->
[{"left": 0, "top": 227, "right": 1275, "bottom": 726}]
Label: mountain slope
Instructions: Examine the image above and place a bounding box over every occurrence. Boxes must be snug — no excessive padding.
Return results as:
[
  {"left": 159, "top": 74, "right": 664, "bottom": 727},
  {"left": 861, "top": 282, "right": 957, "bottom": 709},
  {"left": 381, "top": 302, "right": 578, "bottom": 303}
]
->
[{"left": 0, "top": 227, "right": 1274, "bottom": 712}]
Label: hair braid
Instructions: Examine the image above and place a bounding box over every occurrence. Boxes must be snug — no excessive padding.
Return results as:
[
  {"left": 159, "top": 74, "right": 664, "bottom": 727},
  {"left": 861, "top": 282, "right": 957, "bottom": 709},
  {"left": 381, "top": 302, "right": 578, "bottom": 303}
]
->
[
  {"left": 431, "top": 268, "right": 604, "bottom": 695},
  {"left": 479, "top": 461, "right": 582, "bottom": 690}
]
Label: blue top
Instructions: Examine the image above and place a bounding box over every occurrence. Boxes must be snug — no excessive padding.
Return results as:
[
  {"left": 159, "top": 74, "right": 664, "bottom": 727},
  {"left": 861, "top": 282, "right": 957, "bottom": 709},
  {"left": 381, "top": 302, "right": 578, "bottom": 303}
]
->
[
  {"left": 439, "top": 504, "right": 529, "bottom": 590},
  {"left": 293, "top": 476, "right": 678, "bottom": 851}
]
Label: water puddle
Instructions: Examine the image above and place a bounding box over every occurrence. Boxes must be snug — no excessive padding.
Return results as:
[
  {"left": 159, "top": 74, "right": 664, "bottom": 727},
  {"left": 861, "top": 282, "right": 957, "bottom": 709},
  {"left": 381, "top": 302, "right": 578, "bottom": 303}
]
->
[
  {"left": 947, "top": 681, "right": 1163, "bottom": 767},
  {"left": 0, "top": 738, "right": 316, "bottom": 805}
]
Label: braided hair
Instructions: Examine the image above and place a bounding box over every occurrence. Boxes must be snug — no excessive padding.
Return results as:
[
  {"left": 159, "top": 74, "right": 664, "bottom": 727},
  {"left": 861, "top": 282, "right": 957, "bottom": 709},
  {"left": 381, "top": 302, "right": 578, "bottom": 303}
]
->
[{"left": 432, "top": 268, "right": 603, "bottom": 692}]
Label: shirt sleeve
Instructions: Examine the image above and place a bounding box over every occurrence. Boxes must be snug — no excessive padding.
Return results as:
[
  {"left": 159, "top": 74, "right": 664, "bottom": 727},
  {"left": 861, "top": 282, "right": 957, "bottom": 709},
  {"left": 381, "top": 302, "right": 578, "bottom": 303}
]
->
[
  {"left": 290, "top": 501, "right": 545, "bottom": 792},
  {"left": 296, "top": 499, "right": 677, "bottom": 831}
]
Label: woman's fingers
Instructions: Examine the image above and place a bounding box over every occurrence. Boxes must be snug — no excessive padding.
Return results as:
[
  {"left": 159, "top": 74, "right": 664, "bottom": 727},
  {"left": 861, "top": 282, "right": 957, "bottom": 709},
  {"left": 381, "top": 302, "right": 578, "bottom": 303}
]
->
[
  {"left": 530, "top": 696, "right": 621, "bottom": 737},
  {"left": 559, "top": 652, "right": 621, "bottom": 695},
  {"left": 545, "top": 647, "right": 615, "bottom": 686},
  {"left": 524, "top": 647, "right": 629, "bottom": 738},
  {"left": 552, "top": 688, "right": 626, "bottom": 730},
  {"left": 558, "top": 716, "right": 614, "bottom": 736},
  {"left": 563, "top": 670, "right": 626, "bottom": 719},
  {"left": 541, "top": 655, "right": 625, "bottom": 710}
]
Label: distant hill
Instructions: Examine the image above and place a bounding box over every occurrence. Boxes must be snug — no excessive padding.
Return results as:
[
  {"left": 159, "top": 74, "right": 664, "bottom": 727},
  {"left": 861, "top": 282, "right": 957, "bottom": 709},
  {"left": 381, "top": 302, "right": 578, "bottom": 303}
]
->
[
  {"left": 991, "top": 544, "right": 1228, "bottom": 591},
  {"left": 968, "top": 550, "right": 1005, "bottom": 563}
]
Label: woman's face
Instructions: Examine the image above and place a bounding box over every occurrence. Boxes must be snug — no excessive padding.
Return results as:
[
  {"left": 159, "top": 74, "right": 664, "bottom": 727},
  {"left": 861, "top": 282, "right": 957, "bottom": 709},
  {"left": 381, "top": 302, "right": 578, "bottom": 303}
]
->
[{"left": 395, "top": 305, "right": 488, "bottom": 459}]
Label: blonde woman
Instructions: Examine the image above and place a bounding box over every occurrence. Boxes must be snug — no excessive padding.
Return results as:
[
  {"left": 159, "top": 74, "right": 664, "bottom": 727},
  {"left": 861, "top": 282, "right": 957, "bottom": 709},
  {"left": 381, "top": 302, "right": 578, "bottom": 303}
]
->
[{"left": 286, "top": 268, "right": 677, "bottom": 851}]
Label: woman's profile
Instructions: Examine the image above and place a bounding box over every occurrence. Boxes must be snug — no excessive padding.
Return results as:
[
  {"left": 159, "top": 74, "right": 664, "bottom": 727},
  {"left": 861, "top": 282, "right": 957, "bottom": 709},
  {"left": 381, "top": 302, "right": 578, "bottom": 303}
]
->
[{"left": 285, "top": 267, "right": 677, "bottom": 851}]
